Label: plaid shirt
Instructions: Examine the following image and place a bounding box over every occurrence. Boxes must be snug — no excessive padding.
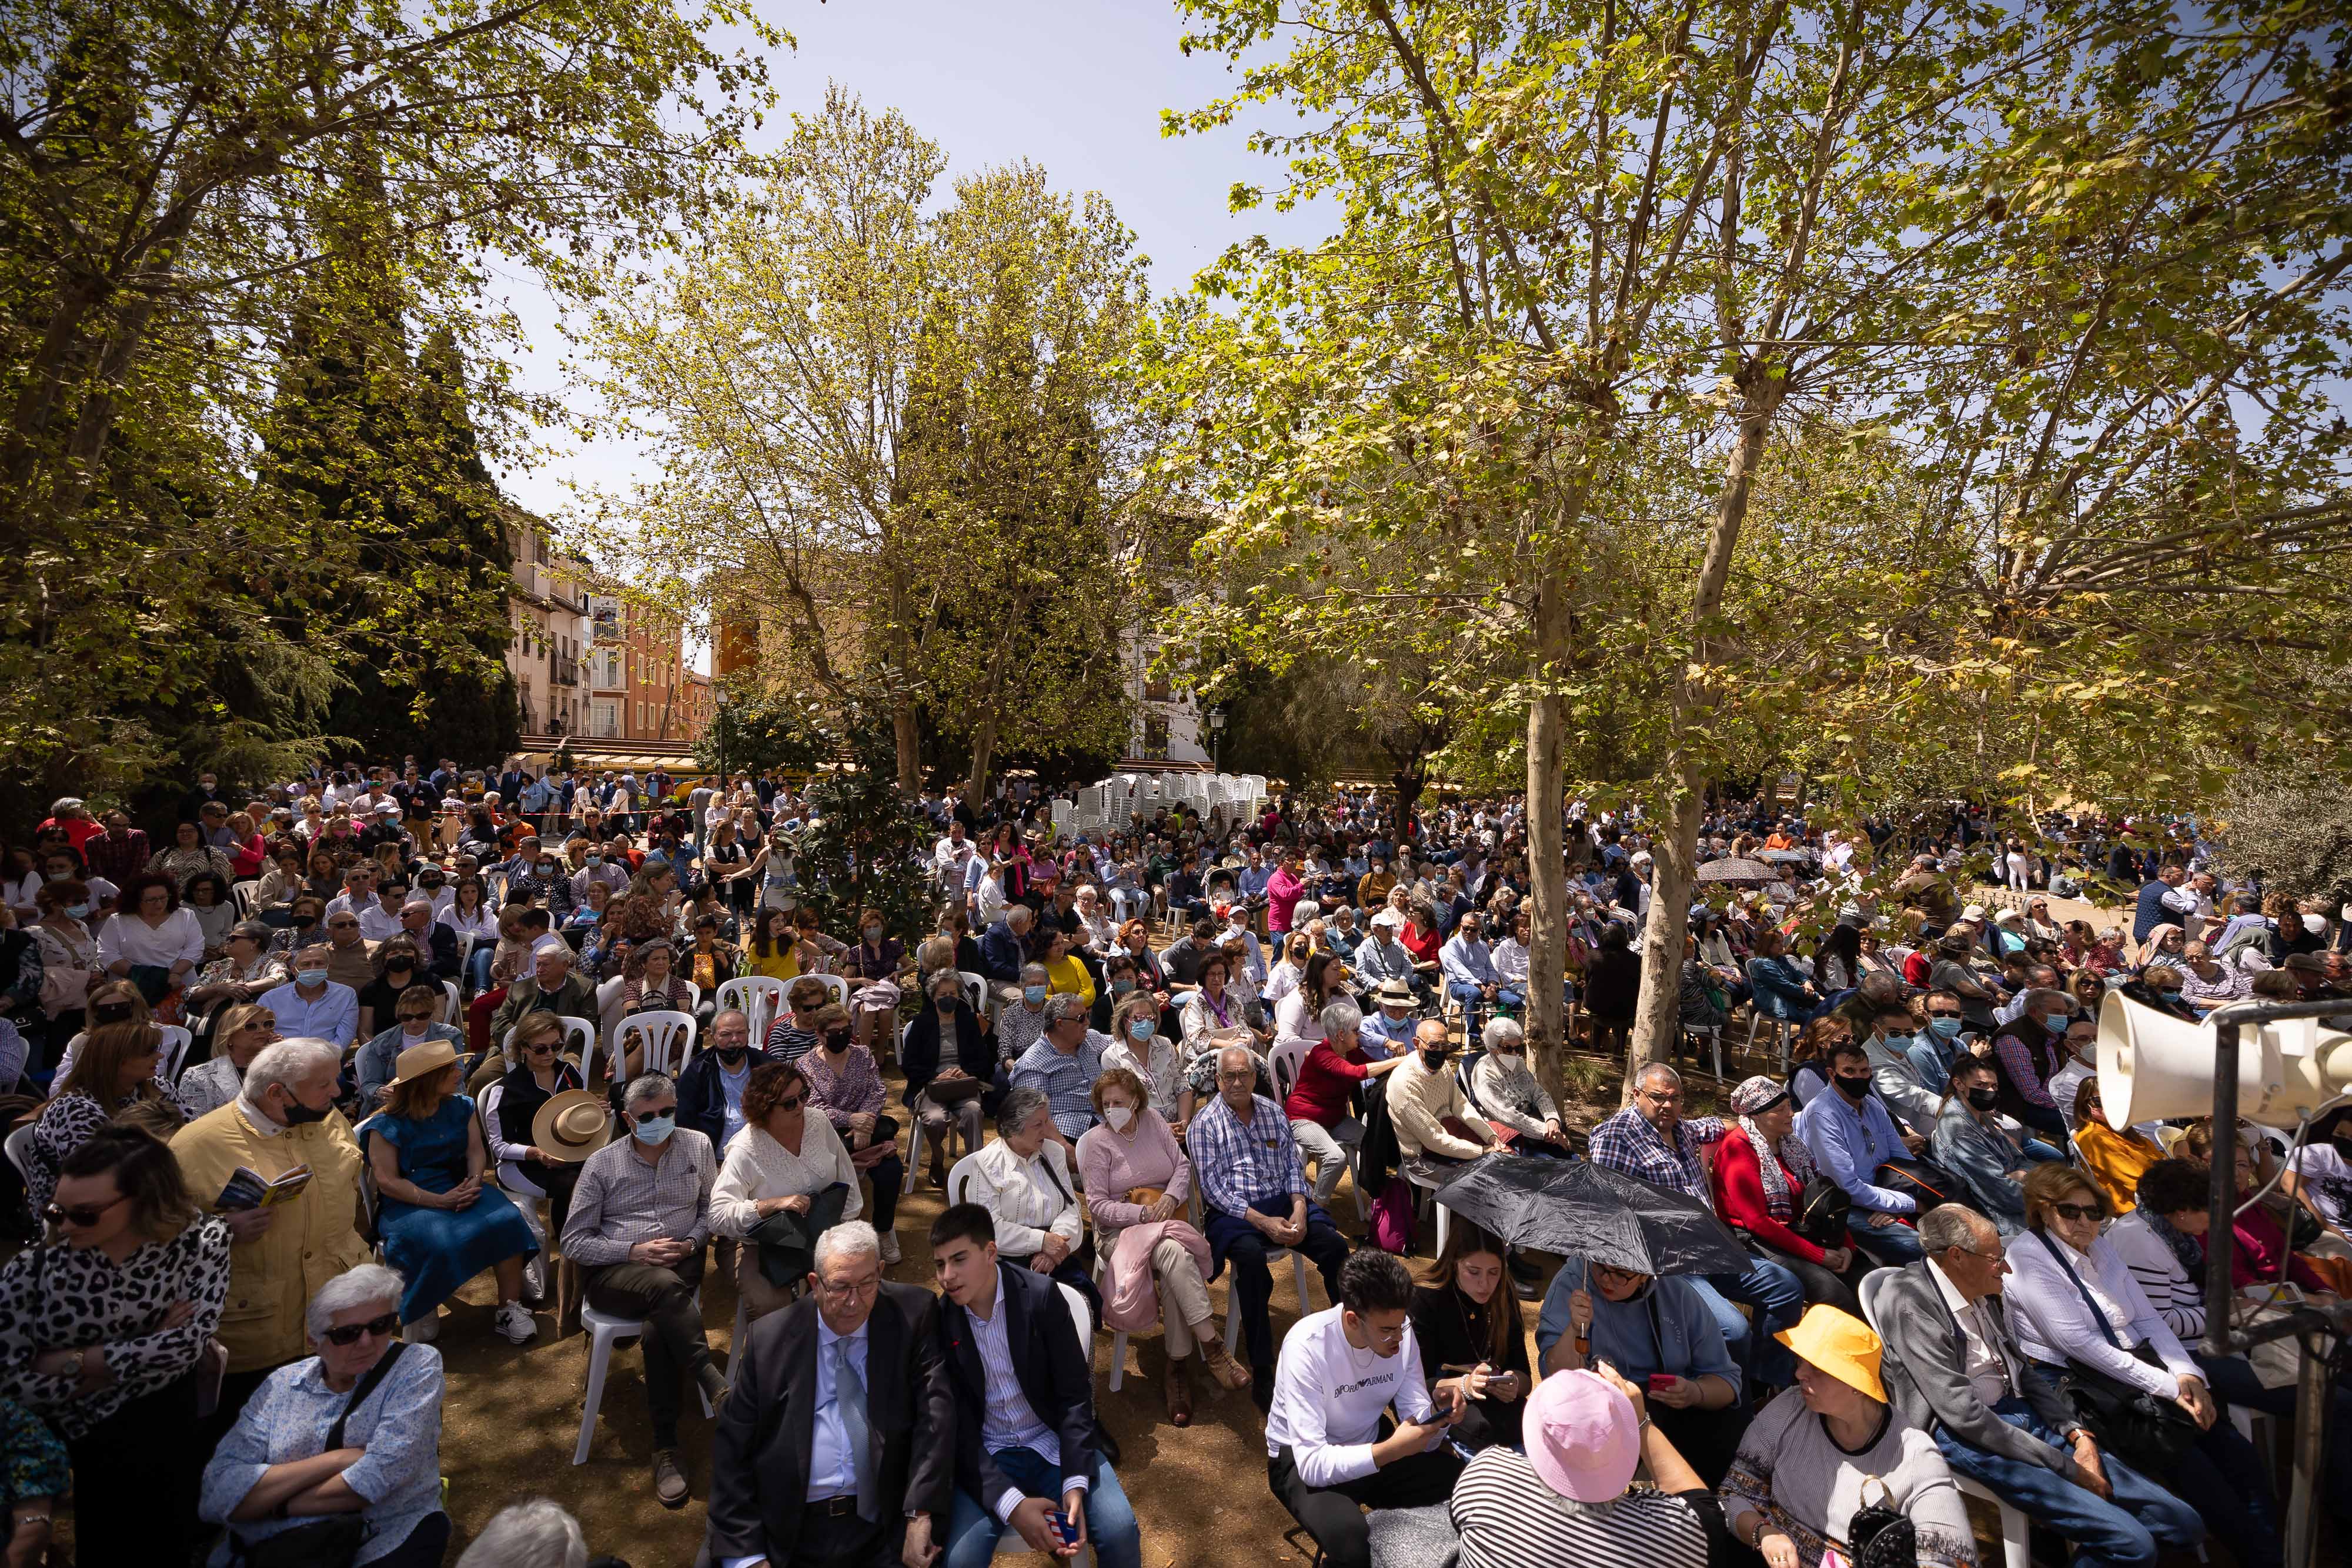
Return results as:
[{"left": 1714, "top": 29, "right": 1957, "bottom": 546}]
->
[
  {"left": 1185, "top": 1094, "right": 1307, "bottom": 1216},
  {"left": 1585, "top": 1105, "right": 1726, "bottom": 1208}
]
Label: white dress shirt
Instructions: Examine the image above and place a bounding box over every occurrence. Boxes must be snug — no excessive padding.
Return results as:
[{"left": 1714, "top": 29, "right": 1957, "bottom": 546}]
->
[
  {"left": 960, "top": 1139, "right": 1081, "bottom": 1259},
  {"left": 1926, "top": 1258, "right": 2021, "bottom": 1407},
  {"left": 2004, "top": 1228, "right": 2201, "bottom": 1399},
  {"left": 357, "top": 903, "right": 405, "bottom": 944},
  {"left": 965, "top": 1283, "right": 1076, "bottom": 1523}
]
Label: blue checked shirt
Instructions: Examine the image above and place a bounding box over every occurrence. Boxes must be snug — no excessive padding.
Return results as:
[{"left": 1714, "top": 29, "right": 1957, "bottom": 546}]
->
[
  {"left": 1185, "top": 1094, "right": 1308, "bottom": 1216},
  {"left": 1584, "top": 1105, "right": 1726, "bottom": 1208}
]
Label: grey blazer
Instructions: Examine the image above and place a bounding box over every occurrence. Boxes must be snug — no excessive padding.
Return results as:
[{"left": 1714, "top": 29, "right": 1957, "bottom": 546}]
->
[{"left": 1876, "top": 1260, "right": 2080, "bottom": 1476}]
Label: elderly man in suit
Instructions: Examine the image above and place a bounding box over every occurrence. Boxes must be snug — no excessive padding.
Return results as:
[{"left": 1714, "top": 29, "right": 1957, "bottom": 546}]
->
[
  {"left": 928, "top": 1203, "right": 1140, "bottom": 1568},
  {"left": 1876, "top": 1205, "right": 2204, "bottom": 1567},
  {"left": 703, "top": 1220, "right": 954, "bottom": 1568}
]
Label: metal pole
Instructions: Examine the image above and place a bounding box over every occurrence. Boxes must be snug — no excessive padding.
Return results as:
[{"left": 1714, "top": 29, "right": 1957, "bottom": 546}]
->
[
  {"left": 2202, "top": 1012, "right": 2241, "bottom": 1362},
  {"left": 2288, "top": 1327, "right": 2332, "bottom": 1568}
]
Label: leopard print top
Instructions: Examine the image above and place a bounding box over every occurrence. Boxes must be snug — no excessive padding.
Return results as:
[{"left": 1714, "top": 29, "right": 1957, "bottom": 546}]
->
[{"left": 0, "top": 1216, "right": 230, "bottom": 1438}]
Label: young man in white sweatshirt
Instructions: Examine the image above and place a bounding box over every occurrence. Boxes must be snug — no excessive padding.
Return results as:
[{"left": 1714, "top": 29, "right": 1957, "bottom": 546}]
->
[{"left": 1264, "top": 1249, "right": 1470, "bottom": 1568}]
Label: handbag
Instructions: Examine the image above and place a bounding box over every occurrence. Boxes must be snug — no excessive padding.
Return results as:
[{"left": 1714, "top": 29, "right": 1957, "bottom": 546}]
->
[
  {"left": 1791, "top": 1174, "right": 1853, "bottom": 1247},
  {"left": 1875, "top": 1155, "right": 1968, "bottom": 1212},
  {"left": 749, "top": 1182, "right": 853, "bottom": 1286},
  {"left": 1846, "top": 1475, "right": 1918, "bottom": 1568},
  {"left": 233, "top": 1343, "right": 407, "bottom": 1568},
  {"left": 2027, "top": 1229, "right": 2201, "bottom": 1473}
]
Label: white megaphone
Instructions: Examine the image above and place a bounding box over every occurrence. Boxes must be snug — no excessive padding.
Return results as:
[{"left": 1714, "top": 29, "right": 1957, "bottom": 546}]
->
[{"left": 2098, "top": 990, "right": 2352, "bottom": 1129}]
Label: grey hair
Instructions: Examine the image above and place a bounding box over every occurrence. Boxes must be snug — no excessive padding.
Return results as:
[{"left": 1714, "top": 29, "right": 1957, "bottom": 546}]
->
[
  {"left": 1043, "top": 992, "right": 1090, "bottom": 1027},
  {"left": 1005, "top": 904, "right": 1033, "bottom": 927},
  {"left": 622, "top": 1072, "right": 676, "bottom": 1112},
  {"left": 1020, "top": 961, "right": 1049, "bottom": 984},
  {"left": 1291, "top": 899, "right": 1321, "bottom": 925},
  {"left": 305, "top": 1263, "right": 406, "bottom": 1343},
  {"left": 243, "top": 1038, "right": 342, "bottom": 1102},
  {"left": 454, "top": 1498, "right": 588, "bottom": 1568},
  {"left": 50, "top": 797, "right": 83, "bottom": 816},
  {"left": 709, "top": 1008, "right": 750, "bottom": 1035},
  {"left": 1482, "top": 1016, "right": 1525, "bottom": 1052},
  {"left": 1320, "top": 1000, "right": 1363, "bottom": 1036},
  {"left": 814, "top": 1219, "right": 882, "bottom": 1272},
  {"left": 1917, "top": 1203, "right": 1992, "bottom": 1256},
  {"left": 2020, "top": 987, "right": 2074, "bottom": 1014},
  {"left": 999, "top": 1084, "right": 1052, "bottom": 1133},
  {"left": 1215, "top": 1042, "right": 1257, "bottom": 1074},
  {"left": 1633, "top": 1061, "right": 1683, "bottom": 1092}
]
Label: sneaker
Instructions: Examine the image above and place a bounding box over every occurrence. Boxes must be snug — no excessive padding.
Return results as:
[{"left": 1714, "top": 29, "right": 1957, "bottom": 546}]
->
[
  {"left": 652, "top": 1448, "right": 690, "bottom": 1509},
  {"left": 402, "top": 1313, "right": 438, "bottom": 1344},
  {"left": 878, "top": 1231, "right": 902, "bottom": 1266},
  {"left": 495, "top": 1300, "right": 537, "bottom": 1345}
]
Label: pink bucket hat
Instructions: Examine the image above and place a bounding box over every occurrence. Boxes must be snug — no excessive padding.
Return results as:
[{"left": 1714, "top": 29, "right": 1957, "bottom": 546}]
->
[{"left": 1524, "top": 1369, "right": 1641, "bottom": 1503}]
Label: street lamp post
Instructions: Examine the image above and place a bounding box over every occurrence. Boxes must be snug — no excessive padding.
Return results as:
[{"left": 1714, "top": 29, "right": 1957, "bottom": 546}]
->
[{"left": 1207, "top": 707, "right": 1227, "bottom": 773}]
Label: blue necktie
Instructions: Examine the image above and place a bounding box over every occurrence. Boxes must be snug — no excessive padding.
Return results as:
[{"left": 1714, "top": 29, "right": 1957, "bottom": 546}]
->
[{"left": 833, "top": 1338, "right": 876, "bottom": 1522}]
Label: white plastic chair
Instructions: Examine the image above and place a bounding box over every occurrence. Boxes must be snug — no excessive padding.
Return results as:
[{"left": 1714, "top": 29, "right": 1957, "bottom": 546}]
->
[
  {"left": 475, "top": 1088, "right": 550, "bottom": 1282},
  {"left": 1856, "top": 1270, "right": 2029, "bottom": 1568},
  {"left": 610, "top": 1010, "right": 698, "bottom": 1079},
  {"left": 436, "top": 980, "right": 463, "bottom": 1028},
  {"left": 505, "top": 1015, "right": 597, "bottom": 1069},
  {"left": 231, "top": 880, "right": 260, "bottom": 918},
  {"left": 807, "top": 972, "right": 851, "bottom": 1011},
  {"left": 156, "top": 1024, "right": 194, "bottom": 1085},
  {"left": 715, "top": 976, "right": 786, "bottom": 1041},
  {"left": 573, "top": 1294, "right": 711, "bottom": 1465},
  {"left": 4, "top": 1124, "right": 35, "bottom": 1194}
]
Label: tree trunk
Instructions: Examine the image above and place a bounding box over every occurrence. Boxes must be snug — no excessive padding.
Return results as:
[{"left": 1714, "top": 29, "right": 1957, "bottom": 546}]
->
[
  {"left": 891, "top": 703, "right": 921, "bottom": 795},
  {"left": 963, "top": 708, "right": 1001, "bottom": 812},
  {"left": 1625, "top": 386, "right": 1782, "bottom": 1102},
  {"left": 1526, "top": 570, "right": 1571, "bottom": 1110}
]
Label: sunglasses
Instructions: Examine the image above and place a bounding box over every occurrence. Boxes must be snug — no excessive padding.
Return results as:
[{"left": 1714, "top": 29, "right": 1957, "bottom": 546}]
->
[
  {"left": 322, "top": 1312, "right": 401, "bottom": 1346},
  {"left": 46, "top": 1194, "right": 131, "bottom": 1227},
  {"left": 2050, "top": 1201, "right": 2102, "bottom": 1223},
  {"left": 1926, "top": 1008, "right": 1963, "bottom": 1019},
  {"left": 630, "top": 1106, "right": 677, "bottom": 1125},
  {"left": 773, "top": 1095, "right": 806, "bottom": 1113},
  {"left": 523, "top": 1040, "right": 557, "bottom": 1054}
]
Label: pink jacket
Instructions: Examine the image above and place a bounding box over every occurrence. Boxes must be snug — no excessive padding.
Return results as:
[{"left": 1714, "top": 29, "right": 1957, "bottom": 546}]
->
[{"left": 1076, "top": 1109, "right": 1210, "bottom": 1333}]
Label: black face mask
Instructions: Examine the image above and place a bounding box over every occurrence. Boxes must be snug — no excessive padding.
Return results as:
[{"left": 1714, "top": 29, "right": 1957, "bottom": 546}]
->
[
  {"left": 1420, "top": 1048, "right": 1449, "bottom": 1072},
  {"left": 279, "top": 1096, "right": 331, "bottom": 1125},
  {"left": 823, "top": 1030, "right": 851, "bottom": 1053},
  {"left": 1966, "top": 1087, "right": 2000, "bottom": 1112},
  {"left": 936, "top": 997, "right": 957, "bottom": 1012},
  {"left": 715, "top": 1044, "right": 750, "bottom": 1065},
  {"left": 1834, "top": 1074, "right": 1873, "bottom": 1103}
]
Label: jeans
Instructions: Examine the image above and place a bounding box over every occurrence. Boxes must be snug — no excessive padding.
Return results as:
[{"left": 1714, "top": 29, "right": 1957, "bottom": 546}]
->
[
  {"left": 467, "top": 945, "right": 496, "bottom": 994},
  {"left": 1447, "top": 980, "right": 1492, "bottom": 1035},
  {"left": 1932, "top": 1399, "right": 2203, "bottom": 1568},
  {"left": 1695, "top": 1255, "right": 1806, "bottom": 1389},
  {"left": 2023, "top": 1362, "right": 2280, "bottom": 1568},
  {"left": 942, "top": 1448, "right": 1138, "bottom": 1568},
  {"left": 1850, "top": 1215, "right": 1926, "bottom": 1265},
  {"left": 1204, "top": 1201, "right": 1350, "bottom": 1370}
]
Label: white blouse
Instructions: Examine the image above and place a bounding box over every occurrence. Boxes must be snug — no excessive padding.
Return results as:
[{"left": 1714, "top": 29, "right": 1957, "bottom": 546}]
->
[
  {"left": 709, "top": 1118, "right": 861, "bottom": 1238},
  {"left": 2004, "top": 1226, "right": 2201, "bottom": 1399},
  {"left": 96, "top": 908, "right": 206, "bottom": 971}
]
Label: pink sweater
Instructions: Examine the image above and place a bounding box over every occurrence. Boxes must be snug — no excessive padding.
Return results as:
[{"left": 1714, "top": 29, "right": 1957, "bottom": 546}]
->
[{"left": 1076, "top": 1110, "right": 1195, "bottom": 1229}]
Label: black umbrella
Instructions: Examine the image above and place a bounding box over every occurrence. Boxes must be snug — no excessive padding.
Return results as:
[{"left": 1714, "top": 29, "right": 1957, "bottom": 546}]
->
[
  {"left": 1695, "top": 856, "right": 1777, "bottom": 885},
  {"left": 1432, "top": 1152, "right": 1750, "bottom": 1276}
]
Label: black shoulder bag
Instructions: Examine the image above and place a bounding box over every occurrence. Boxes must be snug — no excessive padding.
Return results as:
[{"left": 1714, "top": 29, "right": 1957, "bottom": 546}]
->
[
  {"left": 2027, "top": 1228, "right": 2200, "bottom": 1475},
  {"left": 235, "top": 1343, "right": 407, "bottom": 1568},
  {"left": 1846, "top": 1476, "right": 1919, "bottom": 1568},
  {"left": 1792, "top": 1174, "right": 1853, "bottom": 1247}
]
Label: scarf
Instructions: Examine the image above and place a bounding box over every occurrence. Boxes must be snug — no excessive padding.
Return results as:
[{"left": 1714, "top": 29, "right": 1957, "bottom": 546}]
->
[
  {"left": 1738, "top": 1116, "right": 1818, "bottom": 1221},
  {"left": 2141, "top": 1206, "right": 2207, "bottom": 1282}
]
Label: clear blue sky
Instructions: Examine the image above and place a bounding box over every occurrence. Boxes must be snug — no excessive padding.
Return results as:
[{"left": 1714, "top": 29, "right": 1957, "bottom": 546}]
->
[{"left": 494, "top": 0, "right": 1331, "bottom": 531}]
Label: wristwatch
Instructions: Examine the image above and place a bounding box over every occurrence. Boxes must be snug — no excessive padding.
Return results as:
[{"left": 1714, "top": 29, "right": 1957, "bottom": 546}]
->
[{"left": 59, "top": 1350, "right": 84, "bottom": 1382}]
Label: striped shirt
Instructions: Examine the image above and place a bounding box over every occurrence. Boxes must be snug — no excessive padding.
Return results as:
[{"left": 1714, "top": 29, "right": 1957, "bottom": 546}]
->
[
  {"left": 964, "top": 1281, "right": 1073, "bottom": 1522},
  {"left": 1450, "top": 1447, "right": 1722, "bottom": 1568},
  {"left": 560, "top": 1129, "right": 717, "bottom": 1265}
]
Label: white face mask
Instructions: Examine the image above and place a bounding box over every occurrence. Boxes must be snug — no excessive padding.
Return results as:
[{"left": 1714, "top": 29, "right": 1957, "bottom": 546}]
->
[{"left": 1104, "top": 1104, "right": 1134, "bottom": 1132}]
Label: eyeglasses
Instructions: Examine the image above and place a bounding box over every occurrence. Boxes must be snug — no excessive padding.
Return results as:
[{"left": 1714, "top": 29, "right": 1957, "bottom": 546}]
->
[
  {"left": 630, "top": 1106, "right": 677, "bottom": 1124},
  {"left": 322, "top": 1312, "right": 401, "bottom": 1346},
  {"left": 45, "top": 1194, "right": 129, "bottom": 1228},
  {"left": 772, "top": 1096, "right": 806, "bottom": 1113},
  {"left": 1926, "top": 1008, "right": 1963, "bottom": 1019},
  {"left": 2050, "top": 1201, "right": 2103, "bottom": 1222},
  {"left": 328, "top": 920, "right": 358, "bottom": 930},
  {"left": 523, "top": 1039, "right": 557, "bottom": 1054}
]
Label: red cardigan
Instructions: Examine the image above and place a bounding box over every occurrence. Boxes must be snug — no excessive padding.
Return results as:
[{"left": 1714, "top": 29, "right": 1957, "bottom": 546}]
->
[
  {"left": 1285, "top": 1039, "right": 1372, "bottom": 1128},
  {"left": 1709, "top": 1127, "right": 1830, "bottom": 1265}
]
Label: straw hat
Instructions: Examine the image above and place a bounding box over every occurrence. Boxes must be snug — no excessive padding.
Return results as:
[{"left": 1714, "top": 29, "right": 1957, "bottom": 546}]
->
[
  {"left": 1775, "top": 1303, "right": 1887, "bottom": 1403},
  {"left": 1374, "top": 978, "right": 1418, "bottom": 1006},
  {"left": 1524, "top": 1369, "right": 1641, "bottom": 1503},
  {"left": 530, "top": 1089, "right": 615, "bottom": 1163},
  {"left": 387, "top": 1038, "right": 460, "bottom": 1089}
]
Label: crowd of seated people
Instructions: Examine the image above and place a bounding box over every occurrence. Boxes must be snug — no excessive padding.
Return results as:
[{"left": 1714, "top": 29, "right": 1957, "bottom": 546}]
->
[{"left": 2, "top": 765, "right": 2349, "bottom": 1567}]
